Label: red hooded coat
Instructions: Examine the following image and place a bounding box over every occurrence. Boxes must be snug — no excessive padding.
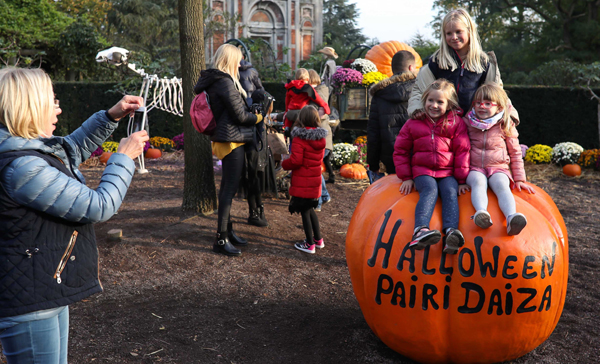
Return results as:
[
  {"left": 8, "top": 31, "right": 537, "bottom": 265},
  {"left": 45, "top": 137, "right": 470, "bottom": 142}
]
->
[
  {"left": 393, "top": 111, "right": 471, "bottom": 184},
  {"left": 281, "top": 127, "right": 328, "bottom": 198},
  {"left": 284, "top": 80, "right": 330, "bottom": 128}
]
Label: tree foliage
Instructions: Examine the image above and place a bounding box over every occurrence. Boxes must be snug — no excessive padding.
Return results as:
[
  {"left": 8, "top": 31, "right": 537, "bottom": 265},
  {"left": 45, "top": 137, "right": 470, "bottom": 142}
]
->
[
  {"left": 323, "top": 0, "right": 367, "bottom": 61},
  {"left": 0, "top": 0, "right": 73, "bottom": 65},
  {"left": 432, "top": 0, "right": 600, "bottom": 82}
]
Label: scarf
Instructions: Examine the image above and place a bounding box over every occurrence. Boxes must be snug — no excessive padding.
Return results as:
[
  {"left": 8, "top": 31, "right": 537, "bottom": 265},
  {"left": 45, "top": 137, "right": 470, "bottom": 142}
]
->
[{"left": 467, "top": 109, "right": 504, "bottom": 131}]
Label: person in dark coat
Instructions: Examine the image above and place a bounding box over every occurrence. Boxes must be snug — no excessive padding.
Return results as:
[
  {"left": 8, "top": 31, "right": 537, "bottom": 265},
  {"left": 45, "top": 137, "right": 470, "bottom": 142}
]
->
[
  {"left": 0, "top": 67, "right": 148, "bottom": 364},
  {"left": 239, "top": 59, "right": 264, "bottom": 106},
  {"left": 194, "top": 44, "right": 261, "bottom": 257},
  {"left": 243, "top": 90, "right": 274, "bottom": 227},
  {"left": 367, "top": 50, "right": 418, "bottom": 178}
]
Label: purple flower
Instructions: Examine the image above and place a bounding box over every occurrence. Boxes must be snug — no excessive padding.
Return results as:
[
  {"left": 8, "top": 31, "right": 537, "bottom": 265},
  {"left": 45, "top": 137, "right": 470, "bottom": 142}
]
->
[
  {"left": 520, "top": 144, "right": 528, "bottom": 159},
  {"left": 331, "top": 68, "right": 363, "bottom": 92},
  {"left": 173, "top": 133, "right": 184, "bottom": 150},
  {"left": 144, "top": 141, "right": 150, "bottom": 152},
  {"left": 91, "top": 146, "right": 104, "bottom": 157}
]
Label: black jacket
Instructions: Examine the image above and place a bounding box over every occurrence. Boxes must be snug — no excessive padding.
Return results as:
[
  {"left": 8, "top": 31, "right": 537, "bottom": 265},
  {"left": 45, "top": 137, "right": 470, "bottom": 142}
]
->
[
  {"left": 367, "top": 71, "right": 417, "bottom": 174},
  {"left": 239, "top": 60, "right": 264, "bottom": 102},
  {"left": 194, "top": 69, "right": 257, "bottom": 143},
  {"left": 0, "top": 150, "right": 101, "bottom": 318},
  {"left": 428, "top": 50, "right": 490, "bottom": 113}
]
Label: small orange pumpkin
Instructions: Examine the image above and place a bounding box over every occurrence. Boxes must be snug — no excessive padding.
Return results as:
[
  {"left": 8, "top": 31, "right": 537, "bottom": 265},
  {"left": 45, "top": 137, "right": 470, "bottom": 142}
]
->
[
  {"left": 340, "top": 163, "right": 367, "bottom": 179},
  {"left": 365, "top": 41, "right": 423, "bottom": 77},
  {"left": 562, "top": 164, "right": 581, "bottom": 177},
  {"left": 99, "top": 152, "right": 112, "bottom": 164},
  {"left": 145, "top": 148, "right": 162, "bottom": 159},
  {"left": 321, "top": 162, "right": 326, "bottom": 174},
  {"left": 346, "top": 176, "right": 568, "bottom": 364}
]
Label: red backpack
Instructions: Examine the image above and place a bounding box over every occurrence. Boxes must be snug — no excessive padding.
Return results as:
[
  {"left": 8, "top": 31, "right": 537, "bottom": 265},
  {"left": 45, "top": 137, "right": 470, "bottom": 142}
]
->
[{"left": 190, "top": 91, "right": 216, "bottom": 135}]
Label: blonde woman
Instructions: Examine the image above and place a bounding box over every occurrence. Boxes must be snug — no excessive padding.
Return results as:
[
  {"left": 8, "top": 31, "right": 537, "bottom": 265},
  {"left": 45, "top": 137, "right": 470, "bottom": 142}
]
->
[
  {"left": 408, "top": 8, "right": 516, "bottom": 120},
  {"left": 194, "top": 43, "right": 262, "bottom": 256},
  {"left": 0, "top": 67, "right": 148, "bottom": 364}
]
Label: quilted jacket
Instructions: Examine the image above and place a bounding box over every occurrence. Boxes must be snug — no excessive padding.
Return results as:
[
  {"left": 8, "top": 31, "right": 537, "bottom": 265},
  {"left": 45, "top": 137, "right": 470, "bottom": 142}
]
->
[
  {"left": 393, "top": 111, "right": 471, "bottom": 184},
  {"left": 0, "top": 111, "right": 136, "bottom": 318},
  {"left": 194, "top": 69, "right": 258, "bottom": 143},
  {"left": 465, "top": 117, "right": 526, "bottom": 183},
  {"left": 239, "top": 60, "right": 264, "bottom": 101},
  {"left": 281, "top": 127, "right": 327, "bottom": 199},
  {"left": 367, "top": 71, "right": 418, "bottom": 174}
]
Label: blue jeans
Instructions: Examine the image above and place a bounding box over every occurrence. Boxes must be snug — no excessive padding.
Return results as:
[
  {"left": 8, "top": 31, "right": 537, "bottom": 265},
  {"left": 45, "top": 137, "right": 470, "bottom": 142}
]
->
[
  {"left": 317, "top": 175, "right": 330, "bottom": 208},
  {"left": 0, "top": 306, "right": 69, "bottom": 364},
  {"left": 413, "top": 175, "right": 459, "bottom": 232}
]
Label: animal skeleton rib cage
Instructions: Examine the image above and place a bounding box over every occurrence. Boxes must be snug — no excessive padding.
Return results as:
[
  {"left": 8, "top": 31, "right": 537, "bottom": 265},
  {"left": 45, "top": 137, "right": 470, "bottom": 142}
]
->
[
  {"left": 141, "top": 75, "right": 184, "bottom": 117},
  {"left": 95, "top": 47, "right": 184, "bottom": 173}
]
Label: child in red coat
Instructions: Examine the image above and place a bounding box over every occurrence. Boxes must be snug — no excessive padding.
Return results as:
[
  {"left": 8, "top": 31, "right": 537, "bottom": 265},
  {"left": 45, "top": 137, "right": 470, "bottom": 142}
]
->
[
  {"left": 284, "top": 68, "right": 330, "bottom": 129},
  {"left": 282, "top": 106, "right": 328, "bottom": 254}
]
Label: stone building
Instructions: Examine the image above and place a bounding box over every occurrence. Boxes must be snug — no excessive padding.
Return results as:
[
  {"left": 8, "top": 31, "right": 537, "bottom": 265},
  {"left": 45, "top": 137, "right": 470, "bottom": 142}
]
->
[{"left": 206, "top": 0, "right": 324, "bottom": 69}]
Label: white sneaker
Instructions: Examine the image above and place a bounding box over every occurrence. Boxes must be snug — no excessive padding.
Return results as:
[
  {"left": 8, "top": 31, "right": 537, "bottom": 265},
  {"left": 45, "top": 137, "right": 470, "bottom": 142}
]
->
[
  {"left": 507, "top": 213, "right": 527, "bottom": 236},
  {"left": 473, "top": 210, "right": 493, "bottom": 229}
]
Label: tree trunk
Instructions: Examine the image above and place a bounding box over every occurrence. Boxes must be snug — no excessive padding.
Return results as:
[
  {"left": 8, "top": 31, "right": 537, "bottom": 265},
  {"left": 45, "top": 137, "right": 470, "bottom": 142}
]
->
[{"left": 179, "top": 0, "right": 218, "bottom": 214}]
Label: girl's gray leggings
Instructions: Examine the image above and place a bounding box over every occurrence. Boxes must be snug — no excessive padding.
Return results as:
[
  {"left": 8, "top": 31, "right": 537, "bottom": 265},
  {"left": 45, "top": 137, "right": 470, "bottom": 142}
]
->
[{"left": 466, "top": 171, "right": 516, "bottom": 219}]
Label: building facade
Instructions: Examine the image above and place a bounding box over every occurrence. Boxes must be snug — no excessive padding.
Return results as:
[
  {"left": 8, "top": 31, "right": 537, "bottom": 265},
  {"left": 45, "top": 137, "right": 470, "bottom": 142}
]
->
[{"left": 206, "top": 0, "right": 324, "bottom": 69}]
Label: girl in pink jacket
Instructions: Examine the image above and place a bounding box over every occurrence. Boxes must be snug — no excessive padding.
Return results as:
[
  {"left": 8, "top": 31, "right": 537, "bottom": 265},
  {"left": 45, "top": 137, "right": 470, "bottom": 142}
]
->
[
  {"left": 394, "top": 79, "right": 471, "bottom": 254},
  {"left": 464, "top": 83, "right": 535, "bottom": 235}
]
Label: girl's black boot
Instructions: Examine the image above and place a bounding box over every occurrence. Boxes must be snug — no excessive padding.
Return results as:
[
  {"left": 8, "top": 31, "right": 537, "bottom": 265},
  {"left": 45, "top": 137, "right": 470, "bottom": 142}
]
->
[
  {"left": 257, "top": 204, "right": 268, "bottom": 226},
  {"left": 227, "top": 222, "right": 248, "bottom": 246},
  {"left": 213, "top": 232, "right": 242, "bottom": 256}
]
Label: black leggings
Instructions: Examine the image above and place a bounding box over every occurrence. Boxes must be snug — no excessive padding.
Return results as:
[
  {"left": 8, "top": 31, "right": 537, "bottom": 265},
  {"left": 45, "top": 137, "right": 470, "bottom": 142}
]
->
[
  {"left": 218, "top": 146, "right": 245, "bottom": 233},
  {"left": 245, "top": 149, "right": 263, "bottom": 211},
  {"left": 301, "top": 208, "right": 321, "bottom": 242}
]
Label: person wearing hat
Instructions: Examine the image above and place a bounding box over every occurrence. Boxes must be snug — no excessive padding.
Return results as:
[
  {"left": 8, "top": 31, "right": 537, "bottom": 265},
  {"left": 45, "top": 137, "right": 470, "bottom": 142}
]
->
[{"left": 318, "top": 46, "right": 338, "bottom": 90}]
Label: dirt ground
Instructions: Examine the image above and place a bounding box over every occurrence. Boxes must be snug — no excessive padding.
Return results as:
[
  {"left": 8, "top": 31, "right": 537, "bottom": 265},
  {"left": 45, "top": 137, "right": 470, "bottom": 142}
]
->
[{"left": 3, "top": 152, "right": 599, "bottom": 363}]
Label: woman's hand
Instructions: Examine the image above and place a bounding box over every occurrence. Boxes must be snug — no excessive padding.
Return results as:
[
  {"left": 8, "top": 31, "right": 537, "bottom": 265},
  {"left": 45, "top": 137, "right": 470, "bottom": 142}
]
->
[
  {"left": 400, "top": 179, "right": 414, "bottom": 195},
  {"left": 117, "top": 131, "right": 149, "bottom": 160},
  {"left": 108, "top": 95, "right": 144, "bottom": 121},
  {"left": 515, "top": 181, "right": 535, "bottom": 194},
  {"left": 458, "top": 184, "right": 470, "bottom": 195}
]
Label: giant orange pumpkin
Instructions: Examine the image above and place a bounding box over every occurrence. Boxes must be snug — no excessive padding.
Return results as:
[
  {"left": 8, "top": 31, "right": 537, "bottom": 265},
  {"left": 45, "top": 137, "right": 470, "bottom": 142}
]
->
[
  {"left": 562, "top": 164, "right": 581, "bottom": 177},
  {"left": 346, "top": 176, "right": 568, "bottom": 364},
  {"left": 145, "top": 148, "right": 162, "bottom": 159},
  {"left": 365, "top": 41, "right": 423, "bottom": 77},
  {"left": 340, "top": 163, "right": 367, "bottom": 179}
]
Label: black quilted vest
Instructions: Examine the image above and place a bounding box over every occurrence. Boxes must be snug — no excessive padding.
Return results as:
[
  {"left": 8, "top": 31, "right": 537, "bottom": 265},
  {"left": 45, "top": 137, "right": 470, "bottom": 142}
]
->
[
  {"left": 428, "top": 50, "right": 490, "bottom": 113},
  {"left": 0, "top": 150, "right": 101, "bottom": 318}
]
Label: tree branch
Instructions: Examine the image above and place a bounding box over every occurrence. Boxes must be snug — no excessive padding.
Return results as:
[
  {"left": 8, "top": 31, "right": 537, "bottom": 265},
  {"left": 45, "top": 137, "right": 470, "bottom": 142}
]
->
[{"left": 503, "top": 0, "right": 554, "bottom": 22}]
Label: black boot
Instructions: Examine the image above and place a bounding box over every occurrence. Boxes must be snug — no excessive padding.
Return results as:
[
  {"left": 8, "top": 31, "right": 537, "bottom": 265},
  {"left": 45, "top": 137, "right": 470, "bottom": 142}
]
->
[
  {"left": 257, "top": 204, "right": 268, "bottom": 227},
  {"left": 248, "top": 208, "right": 267, "bottom": 227},
  {"left": 228, "top": 222, "right": 248, "bottom": 246},
  {"left": 213, "top": 232, "right": 242, "bottom": 256}
]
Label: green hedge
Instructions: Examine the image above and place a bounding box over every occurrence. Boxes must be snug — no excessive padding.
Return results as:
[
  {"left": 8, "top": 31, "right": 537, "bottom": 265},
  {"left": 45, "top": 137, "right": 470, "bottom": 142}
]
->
[
  {"left": 54, "top": 82, "right": 183, "bottom": 141},
  {"left": 54, "top": 82, "right": 600, "bottom": 149},
  {"left": 505, "top": 86, "right": 599, "bottom": 149}
]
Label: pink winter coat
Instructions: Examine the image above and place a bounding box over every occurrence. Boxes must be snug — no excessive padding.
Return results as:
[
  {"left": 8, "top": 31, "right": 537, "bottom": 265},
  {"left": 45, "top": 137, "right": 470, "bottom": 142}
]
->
[
  {"left": 465, "top": 118, "right": 526, "bottom": 183},
  {"left": 394, "top": 111, "right": 471, "bottom": 184}
]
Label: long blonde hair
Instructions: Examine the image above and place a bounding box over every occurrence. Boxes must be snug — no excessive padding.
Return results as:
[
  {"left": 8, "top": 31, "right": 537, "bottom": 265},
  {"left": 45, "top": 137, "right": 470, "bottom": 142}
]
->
[
  {"left": 472, "top": 83, "right": 513, "bottom": 135},
  {"left": 0, "top": 67, "right": 54, "bottom": 139},
  {"left": 421, "top": 79, "right": 460, "bottom": 130},
  {"left": 433, "top": 8, "right": 488, "bottom": 73},
  {"left": 213, "top": 44, "right": 247, "bottom": 98}
]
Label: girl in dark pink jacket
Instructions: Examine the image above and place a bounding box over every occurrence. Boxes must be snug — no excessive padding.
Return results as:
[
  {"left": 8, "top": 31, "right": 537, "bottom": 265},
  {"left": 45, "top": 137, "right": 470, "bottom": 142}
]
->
[
  {"left": 394, "top": 79, "right": 470, "bottom": 254},
  {"left": 464, "top": 84, "right": 535, "bottom": 235}
]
